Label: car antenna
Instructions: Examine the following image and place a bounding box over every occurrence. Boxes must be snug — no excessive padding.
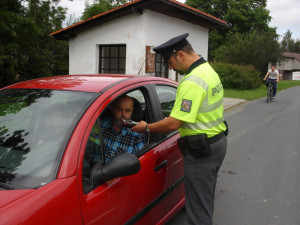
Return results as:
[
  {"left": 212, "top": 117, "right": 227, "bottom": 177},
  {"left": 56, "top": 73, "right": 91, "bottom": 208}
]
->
[{"left": 138, "top": 59, "right": 145, "bottom": 75}]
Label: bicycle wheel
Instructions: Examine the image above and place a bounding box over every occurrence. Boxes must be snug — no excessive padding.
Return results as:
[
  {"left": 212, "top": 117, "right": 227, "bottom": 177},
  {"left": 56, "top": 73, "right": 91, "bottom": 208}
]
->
[
  {"left": 270, "top": 84, "right": 274, "bottom": 101},
  {"left": 267, "top": 86, "right": 271, "bottom": 103}
]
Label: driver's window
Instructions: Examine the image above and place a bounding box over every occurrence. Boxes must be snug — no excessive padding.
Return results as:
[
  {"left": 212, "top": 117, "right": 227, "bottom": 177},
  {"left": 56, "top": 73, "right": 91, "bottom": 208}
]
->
[
  {"left": 100, "top": 90, "right": 147, "bottom": 160},
  {"left": 155, "top": 85, "right": 177, "bottom": 117},
  {"left": 82, "top": 119, "right": 103, "bottom": 192},
  {"left": 82, "top": 89, "right": 148, "bottom": 192}
]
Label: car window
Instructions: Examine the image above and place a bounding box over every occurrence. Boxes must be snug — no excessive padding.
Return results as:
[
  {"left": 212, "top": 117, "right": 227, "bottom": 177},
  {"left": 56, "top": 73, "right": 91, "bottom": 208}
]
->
[
  {"left": 154, "top": 85, "right": 177, "bottom": 117},
  {"left": 0, "top": 89, "right": 96, "bottom": 189},
  {"left": 82, "top": 89, "right": 149, "bottom": 192},
  {"left": 83, "top": 119, "right": 103, "bottom": 192}
]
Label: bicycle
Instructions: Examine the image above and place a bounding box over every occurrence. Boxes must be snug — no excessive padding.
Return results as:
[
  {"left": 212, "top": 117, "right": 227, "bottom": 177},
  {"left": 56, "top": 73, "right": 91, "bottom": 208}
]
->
[{"left": 266, "top": 81, "right": 274, "bottom": 103}]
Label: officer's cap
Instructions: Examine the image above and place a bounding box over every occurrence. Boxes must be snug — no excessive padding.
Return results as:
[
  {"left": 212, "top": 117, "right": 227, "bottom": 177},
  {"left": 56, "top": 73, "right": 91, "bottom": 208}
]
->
[{"left": 153, "top": 33, "right": 189, "bottom": 61}]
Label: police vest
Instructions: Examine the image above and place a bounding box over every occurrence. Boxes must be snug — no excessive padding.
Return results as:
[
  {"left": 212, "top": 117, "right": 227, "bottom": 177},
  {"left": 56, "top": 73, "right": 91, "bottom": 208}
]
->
[{"left": 171, "top": 62, "right": 226, "bottom": 138}]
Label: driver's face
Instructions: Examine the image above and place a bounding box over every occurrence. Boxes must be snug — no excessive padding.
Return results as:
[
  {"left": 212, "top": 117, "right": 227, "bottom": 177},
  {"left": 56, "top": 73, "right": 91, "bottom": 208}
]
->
[{"left": 112, "top": 97, "right": 134, "bottom": 127}]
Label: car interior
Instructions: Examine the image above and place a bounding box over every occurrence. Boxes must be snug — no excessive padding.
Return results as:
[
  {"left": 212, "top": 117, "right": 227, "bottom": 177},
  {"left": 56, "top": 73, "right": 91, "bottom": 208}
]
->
[{"left": 82, "top": 90, "right": 150, "bottom": 192}]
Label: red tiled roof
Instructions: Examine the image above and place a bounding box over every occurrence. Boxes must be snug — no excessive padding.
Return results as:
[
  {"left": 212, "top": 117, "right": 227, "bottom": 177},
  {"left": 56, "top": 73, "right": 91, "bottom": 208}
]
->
[
  {"left": 50, "top": 0, "right": 227, "bottom": 40},
  {"left": 50, "top": 0, "right": 142, "bottom": 37},
  {"left": 283, "top": 52, "right": 300, "bottom": 62}
]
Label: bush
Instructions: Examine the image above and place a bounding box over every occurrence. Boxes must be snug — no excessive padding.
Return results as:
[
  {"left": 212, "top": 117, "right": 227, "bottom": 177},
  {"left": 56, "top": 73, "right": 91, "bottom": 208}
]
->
[{"left": 211, "top": 62, "right": 261, "bottom": 90}]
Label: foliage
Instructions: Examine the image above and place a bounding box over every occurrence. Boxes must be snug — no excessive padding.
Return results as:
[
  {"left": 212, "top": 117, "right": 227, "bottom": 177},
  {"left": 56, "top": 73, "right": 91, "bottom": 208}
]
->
[
  {"left": 0, "top": 0, "right": 24, "bottom": 86},
  {"left": 0, "top": 0, "right": 68, "bottom": 88},
  {"left": 185, "top": 0, "right": 274, "bottom": 60},
  {"left": 213, "top": 30, "right": 281, "bottom": 73},
  {"left": 280, "top": 30, "right": 300, "bottom": 53},
  {"left": 81, "top": 0, "right": 131, "bottom": 20},
  {"left": 185, "top": 0, "right": 271, "bottom": 33},
  {"left": 211, "top": 62, "right": 261, "bottom": 90}
]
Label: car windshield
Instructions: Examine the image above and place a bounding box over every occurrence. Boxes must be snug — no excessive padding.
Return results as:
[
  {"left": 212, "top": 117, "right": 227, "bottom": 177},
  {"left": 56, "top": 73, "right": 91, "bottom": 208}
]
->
[{"left": 0, "top": 89, "right": 97, "bottom": 189}]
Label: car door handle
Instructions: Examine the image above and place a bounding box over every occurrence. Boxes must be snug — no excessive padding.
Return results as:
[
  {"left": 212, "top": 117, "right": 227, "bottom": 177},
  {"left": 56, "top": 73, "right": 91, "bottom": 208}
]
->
[{"left": 154, "top": 160, "right": 167, "bottom": 172}]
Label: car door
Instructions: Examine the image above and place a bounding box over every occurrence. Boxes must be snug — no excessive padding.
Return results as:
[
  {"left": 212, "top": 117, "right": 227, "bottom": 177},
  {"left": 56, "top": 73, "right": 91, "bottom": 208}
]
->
[
  {"left": 78, "top": 84, "right": 170, "bottom": 225},
  {"left": 151, "top": 84, "right": 185, "bottom": 217}
]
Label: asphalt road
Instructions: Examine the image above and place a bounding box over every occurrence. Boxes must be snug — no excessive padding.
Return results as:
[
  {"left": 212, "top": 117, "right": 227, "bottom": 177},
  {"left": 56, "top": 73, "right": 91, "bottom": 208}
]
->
[{"left": 167, "top": 86, "right": 300, "bottom": 225}]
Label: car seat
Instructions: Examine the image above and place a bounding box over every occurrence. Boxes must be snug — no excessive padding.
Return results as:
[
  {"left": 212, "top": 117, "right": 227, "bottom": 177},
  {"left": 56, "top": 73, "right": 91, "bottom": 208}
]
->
[{"left": 131, "top": 97, "right": 144, "bottom": 122}]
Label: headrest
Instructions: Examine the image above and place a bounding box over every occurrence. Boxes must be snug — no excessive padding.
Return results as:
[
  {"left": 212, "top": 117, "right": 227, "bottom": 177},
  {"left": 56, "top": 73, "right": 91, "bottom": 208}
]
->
[{"left": 131, "top": 98, "right": 144, "bottom": 122}]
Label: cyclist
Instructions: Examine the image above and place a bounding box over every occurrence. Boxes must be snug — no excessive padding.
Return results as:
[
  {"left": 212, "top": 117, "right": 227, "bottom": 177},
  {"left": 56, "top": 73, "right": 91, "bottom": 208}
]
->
[{"left": 263, "top": 65, "right": 279, "bottom": 99}]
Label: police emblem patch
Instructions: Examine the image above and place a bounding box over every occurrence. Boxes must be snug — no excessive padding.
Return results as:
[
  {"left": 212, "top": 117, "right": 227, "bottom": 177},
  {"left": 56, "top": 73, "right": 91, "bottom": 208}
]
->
[{"left": 180, "top": 99, "right": 192, "bottom": 112}]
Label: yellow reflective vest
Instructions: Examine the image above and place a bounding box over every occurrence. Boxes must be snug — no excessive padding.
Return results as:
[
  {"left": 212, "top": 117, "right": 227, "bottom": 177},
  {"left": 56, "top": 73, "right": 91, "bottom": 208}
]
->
[{"left": 170, "top": 58, "right": 226, "bottom": 138}]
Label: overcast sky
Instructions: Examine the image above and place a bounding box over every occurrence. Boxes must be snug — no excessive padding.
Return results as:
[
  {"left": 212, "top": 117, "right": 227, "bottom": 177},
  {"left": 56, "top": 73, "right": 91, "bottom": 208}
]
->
[{"left": 59, "top": 0, "right": 300, "bottom": 39}]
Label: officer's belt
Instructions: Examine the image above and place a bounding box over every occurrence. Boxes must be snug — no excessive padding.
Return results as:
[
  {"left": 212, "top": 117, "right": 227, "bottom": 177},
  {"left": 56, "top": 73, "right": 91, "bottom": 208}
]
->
[
  {"left": 207, "top": 132, "right": 225, "bottom": 145},
  {"left": 179, "top": 131, "right": 225, "bottom": 146},
  {"left": 177, "top": 132, "right": 226, "bottom": 157}
]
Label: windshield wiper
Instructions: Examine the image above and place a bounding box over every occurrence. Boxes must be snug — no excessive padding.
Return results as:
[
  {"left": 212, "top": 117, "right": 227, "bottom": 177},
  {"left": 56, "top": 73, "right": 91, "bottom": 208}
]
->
[
  {"left": 0, "top": 182, "right": 16, "bottom": 190},
  {"left": 0, "top": 168, "right": 17, "bottom": 190}
]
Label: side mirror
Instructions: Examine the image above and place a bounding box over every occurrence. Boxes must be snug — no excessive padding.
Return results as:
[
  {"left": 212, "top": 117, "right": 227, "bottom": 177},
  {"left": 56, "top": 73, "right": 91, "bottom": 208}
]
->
[{"left": 91, "top": 153, "right": 140, "bottom": 187}]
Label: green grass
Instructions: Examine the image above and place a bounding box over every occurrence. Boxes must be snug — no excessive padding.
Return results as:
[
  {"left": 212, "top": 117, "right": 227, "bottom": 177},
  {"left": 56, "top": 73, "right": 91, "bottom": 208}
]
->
[{"left": 224, "top": 80, "right": 300, "bottom": 100}]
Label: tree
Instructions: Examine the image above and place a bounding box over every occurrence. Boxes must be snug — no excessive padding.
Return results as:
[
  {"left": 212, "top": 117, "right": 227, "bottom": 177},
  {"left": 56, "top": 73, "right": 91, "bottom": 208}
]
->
[
  {"left": 280, "top": 30, "right": 300, "bottom": 53},
  {"left": 0, "top": 0, "right": 68, "bottom": 88},
  {"left": 214, "top": 30, "right": 281, "bottom": 74},
  {"left": 81, "top": 0, "right": 131, "bottom": 20},
  {"left": 185, "top": 0, "right": 274, "bottom": 60},
  {"left": 0, "top": 0, "right": 25, "bottom": 86},
  {"left": 23, "top": 0, "right": 68, "bottom": 78}
]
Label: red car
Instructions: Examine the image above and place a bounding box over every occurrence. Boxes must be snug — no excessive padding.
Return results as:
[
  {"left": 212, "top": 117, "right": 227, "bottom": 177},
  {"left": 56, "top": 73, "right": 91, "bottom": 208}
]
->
[{"left": 0, "top": 75, "right": 184, "bottom": 225}]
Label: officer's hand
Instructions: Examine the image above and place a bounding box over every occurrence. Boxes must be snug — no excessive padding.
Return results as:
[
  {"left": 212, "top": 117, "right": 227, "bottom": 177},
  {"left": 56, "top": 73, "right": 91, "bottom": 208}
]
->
[{"left": 131, "top": 120, "right": 147, "bottom": 133}]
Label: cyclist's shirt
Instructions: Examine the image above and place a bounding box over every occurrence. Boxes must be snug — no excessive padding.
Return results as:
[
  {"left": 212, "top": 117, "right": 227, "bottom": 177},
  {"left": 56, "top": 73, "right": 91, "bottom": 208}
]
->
[
  {"left": 268, "top": 69, "right": 279, "bottom": 79},
  {"left": 170, "top": 58, "right": 226, "bottom": 138}
]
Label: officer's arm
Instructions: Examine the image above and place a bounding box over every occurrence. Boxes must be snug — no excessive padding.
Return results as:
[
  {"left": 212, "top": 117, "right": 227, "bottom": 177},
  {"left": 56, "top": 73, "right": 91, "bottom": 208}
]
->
[
  {"left": 132, "top": 116, "right": 182, "bottom": 133},
  {"left": 148, "top": 116, "right": 182, "bottom": 133}
]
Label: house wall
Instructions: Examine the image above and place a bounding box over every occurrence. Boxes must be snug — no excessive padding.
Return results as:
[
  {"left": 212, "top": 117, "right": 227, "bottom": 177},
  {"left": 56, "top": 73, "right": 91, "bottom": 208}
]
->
[
  {"left": 69, "top": 13, "right": 147, "bottom": 75},
  {"left": 277, "top": 58, "right": 300, "bottom": 80},
  {"left": 144, "top": 10, "right": 209, "bottom": 81},
  {"left": 68, "top": 10, "right": 209, "bottom": 79},
  {"left": 278, "top": 58, "right": 300, "bottom": 70},
  {"left": 293, "top": 59, "right": 300, "bottom": 69}
]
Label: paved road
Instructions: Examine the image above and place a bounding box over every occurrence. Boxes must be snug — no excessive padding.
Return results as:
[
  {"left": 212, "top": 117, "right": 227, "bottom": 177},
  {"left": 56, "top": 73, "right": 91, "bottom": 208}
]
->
[{"left": 167, "top": 86, "right": 300, "bottom": 225}]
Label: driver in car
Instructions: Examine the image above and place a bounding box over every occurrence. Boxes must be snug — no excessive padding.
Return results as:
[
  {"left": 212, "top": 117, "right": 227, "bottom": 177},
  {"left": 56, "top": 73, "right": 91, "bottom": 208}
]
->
[{"left": 100, "top": 95, "right": 147, "bottom": 162}]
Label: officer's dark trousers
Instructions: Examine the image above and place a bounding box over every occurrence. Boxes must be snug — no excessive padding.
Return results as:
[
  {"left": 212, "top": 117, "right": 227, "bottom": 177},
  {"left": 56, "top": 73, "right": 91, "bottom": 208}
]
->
[{"left": 183, "top": 136, "right": 227, "bottom": 225}]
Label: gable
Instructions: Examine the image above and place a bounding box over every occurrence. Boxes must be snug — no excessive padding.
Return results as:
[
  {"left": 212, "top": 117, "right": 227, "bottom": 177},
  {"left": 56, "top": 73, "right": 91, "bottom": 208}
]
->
[
  {"left": 283, "top": 52, "right": 300, "bottom": 62},
  {"left": 50, "top": 0, "right": 226, "bottom": 40}
]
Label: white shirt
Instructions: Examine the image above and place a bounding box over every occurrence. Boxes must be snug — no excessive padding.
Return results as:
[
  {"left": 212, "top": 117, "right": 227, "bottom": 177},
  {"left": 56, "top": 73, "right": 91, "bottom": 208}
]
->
[{"left": 268, "top": 69, "right": 278, "bottom": 79}]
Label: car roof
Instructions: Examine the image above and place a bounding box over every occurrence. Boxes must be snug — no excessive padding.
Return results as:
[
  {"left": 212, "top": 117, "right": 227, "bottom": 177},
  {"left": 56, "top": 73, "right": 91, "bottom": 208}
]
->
[{"left": 3, "top": 75, "right": 177, "bottom": 93}]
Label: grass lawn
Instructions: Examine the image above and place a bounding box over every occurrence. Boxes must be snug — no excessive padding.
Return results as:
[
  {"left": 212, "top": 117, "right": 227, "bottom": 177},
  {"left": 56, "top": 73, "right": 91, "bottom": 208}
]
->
[{"left": 224, "top": 80, "right": 300, "bottom": 100}]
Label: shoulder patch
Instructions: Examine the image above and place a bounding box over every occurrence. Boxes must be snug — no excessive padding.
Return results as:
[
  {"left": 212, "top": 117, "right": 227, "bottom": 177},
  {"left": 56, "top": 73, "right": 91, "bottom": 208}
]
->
[{"left": 180, "top": 99, "right": 192, "bottom": 112}]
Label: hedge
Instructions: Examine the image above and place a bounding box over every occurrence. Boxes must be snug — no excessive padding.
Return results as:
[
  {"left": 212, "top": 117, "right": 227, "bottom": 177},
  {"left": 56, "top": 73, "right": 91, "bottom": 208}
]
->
[{"left": 211, "top": 62, "right": 261, "bottom": 90}]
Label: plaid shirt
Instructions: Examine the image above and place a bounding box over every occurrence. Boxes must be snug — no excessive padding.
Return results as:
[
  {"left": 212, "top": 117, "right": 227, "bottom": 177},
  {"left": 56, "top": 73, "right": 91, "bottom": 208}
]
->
[{"left": 102, "top": 118, "right": 147, "bottom": 162}]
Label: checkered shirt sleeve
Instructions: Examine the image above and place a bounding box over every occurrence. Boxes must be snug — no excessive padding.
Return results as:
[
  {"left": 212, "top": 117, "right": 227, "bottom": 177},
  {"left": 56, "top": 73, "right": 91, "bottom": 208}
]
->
[{"left": 102, "top": 118, "right": 147, "bottom": 162}]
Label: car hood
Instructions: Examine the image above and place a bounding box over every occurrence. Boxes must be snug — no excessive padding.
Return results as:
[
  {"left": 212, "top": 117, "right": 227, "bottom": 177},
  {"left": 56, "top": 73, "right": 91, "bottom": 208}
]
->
[{"left": 0, "top": 189, "right": 35, "bottom": 208}]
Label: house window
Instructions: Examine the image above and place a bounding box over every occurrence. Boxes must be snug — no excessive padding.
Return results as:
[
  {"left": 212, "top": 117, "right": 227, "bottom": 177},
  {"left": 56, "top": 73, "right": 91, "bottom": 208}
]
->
[
  {"left": 99, "top": 45, "right": 126, "bottom": 74},
  {"left": 155, "top": 54, "right": 168, "bottom": 78}
]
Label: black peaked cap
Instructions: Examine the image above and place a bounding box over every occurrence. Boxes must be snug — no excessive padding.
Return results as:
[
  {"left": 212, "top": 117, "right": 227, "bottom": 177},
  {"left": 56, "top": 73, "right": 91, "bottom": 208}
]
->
[{"left": 153, "top": 33, "right": 189, "bottom": 60}]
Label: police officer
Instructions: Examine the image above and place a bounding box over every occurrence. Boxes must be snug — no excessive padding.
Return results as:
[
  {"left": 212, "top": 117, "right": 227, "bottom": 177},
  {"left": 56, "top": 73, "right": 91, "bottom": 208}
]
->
[{"left": 132, "top": 33, "right": 227, "bottom": 225}]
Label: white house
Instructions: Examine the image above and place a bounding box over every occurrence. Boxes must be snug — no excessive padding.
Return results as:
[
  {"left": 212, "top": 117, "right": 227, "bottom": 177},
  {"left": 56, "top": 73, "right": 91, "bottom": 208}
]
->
[
  {"left": 51, "top": 0, "right": 226, "bottom": 81},
  {"left": 276, "top": 52, "right": 300, "bottom": 80}
]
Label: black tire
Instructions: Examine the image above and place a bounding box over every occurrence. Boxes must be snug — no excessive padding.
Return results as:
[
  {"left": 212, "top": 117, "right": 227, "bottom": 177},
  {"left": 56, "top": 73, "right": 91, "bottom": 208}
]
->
[
  {"left": 270, "top": 86, "right": 273, "bottom": 102},
  {"left": 267, "top": 87, "right": 271, "bottom": 103}
]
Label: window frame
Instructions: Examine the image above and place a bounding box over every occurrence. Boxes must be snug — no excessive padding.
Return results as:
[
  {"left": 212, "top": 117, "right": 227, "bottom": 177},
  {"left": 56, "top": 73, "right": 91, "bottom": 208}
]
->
[
  {"left": 82, "top": 86, "right": 154, "bottom": 193},
  {"left": 155, "top": 54, "right": 169, "bottom": 78},
  {"left": 99, "top": 44, "right": 126, "bottom": 74},
  {"left": 152, "top": 84, "right": 178, "bottom": 139}
]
